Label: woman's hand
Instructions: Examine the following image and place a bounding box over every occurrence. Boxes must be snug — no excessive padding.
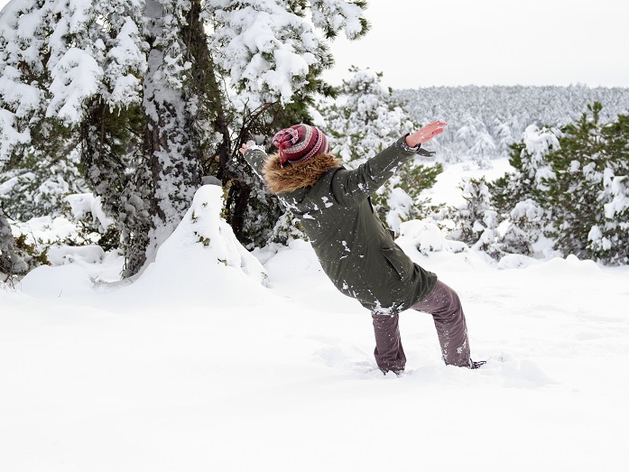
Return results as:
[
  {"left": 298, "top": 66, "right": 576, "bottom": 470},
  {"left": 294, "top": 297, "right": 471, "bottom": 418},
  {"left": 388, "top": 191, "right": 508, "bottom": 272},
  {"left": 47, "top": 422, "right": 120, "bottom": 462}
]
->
[
  {"left": 405, "top": 120, "right": 447, "bottom": 148},
  {"left": 239, "top": 142, "right": 253, "bottom": 154}
]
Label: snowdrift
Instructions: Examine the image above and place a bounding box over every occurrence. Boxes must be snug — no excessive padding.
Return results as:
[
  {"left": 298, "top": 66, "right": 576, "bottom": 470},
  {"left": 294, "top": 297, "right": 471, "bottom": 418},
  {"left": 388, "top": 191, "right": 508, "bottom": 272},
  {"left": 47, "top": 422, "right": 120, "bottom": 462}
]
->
[
  {"left": 4, "top": 178, "right": 629, "bottom": 472},
  {"left": 20, "top": 185, "right": 269, "bottom": 305},
  {"left": 125, "top": 185, "right": 269, "bottom": 303}
]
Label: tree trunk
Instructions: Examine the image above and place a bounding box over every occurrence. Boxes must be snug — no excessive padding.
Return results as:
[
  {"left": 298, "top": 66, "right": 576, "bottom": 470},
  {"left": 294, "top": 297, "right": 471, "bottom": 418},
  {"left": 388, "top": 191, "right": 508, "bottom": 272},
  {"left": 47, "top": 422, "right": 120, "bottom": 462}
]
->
[
  {"left": 139, "top": 0, "right": 203, "bottom": 273},
  {"left": 0, "top": 208, "right": 28, "bottom": 280}
]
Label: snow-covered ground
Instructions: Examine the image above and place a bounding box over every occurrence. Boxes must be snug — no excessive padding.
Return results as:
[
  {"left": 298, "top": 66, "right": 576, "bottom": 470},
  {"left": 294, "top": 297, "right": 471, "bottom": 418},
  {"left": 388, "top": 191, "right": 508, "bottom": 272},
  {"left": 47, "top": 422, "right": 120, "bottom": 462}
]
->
[{"left": 2, "top": 166, "right": 629, "bottom": 472}]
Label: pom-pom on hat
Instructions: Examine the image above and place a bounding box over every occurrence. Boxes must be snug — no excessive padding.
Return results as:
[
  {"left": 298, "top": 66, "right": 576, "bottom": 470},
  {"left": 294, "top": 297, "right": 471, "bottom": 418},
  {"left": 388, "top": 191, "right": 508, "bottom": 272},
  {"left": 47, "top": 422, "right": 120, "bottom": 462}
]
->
[{"left": 272, "top": 124, "right": 330, "bottom": 167}]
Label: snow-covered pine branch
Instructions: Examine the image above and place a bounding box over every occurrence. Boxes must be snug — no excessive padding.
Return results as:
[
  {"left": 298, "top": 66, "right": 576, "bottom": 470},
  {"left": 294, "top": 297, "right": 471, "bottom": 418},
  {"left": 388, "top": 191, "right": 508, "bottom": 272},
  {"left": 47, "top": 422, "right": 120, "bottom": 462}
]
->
[{"left": 205, "top": 0, "right": 368, "bottom": 111}]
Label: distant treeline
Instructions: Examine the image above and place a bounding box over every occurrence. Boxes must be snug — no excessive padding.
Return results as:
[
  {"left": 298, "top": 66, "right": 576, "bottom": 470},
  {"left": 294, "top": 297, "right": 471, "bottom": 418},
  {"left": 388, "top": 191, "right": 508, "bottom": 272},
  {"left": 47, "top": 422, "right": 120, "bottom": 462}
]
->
[{"left": 394, "top": 85, "right": 629, "bottom": 162}]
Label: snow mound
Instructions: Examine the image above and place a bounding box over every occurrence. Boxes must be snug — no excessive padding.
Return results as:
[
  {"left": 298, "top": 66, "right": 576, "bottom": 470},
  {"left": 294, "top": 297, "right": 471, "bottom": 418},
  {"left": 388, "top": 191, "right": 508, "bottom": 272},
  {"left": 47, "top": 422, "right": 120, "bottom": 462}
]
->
[
  {"left": 46, "top": 245, "right": 125, "bottom": 284},
  {"left": 47, "top": 245, "right": 106, "bottom": 266},
  {"left": 397, "top": 220, "right": 468, "bottom": 255},
  {"left": 157, "top": 185, "right": 267, "bottom": 283},
  {"left": 20, "top": 264, "right": 93, "bottom": 299},
  {"left": 125, "top": 185, "right": 269, "bottom": 304},
  {"left": 398, "top": 221, "right": 448, "bottom": 253},
  {"left": 497, "top": 254, "right": 542, "bottom": 270},
  {"left": 524, "top": 254, "right": 603, "bottom": 278}
]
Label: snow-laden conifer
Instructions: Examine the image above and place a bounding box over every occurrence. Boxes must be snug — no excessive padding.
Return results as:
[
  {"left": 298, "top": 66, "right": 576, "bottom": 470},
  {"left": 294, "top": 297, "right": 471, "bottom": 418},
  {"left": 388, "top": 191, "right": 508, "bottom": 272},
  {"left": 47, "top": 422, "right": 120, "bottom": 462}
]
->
[
  {"left": 488, "top": 103, "right": 629, "bottom": 264},
  {"left": 206, "top": 0, "right": 367, "bottom": 111},
  {"left": 1, "top": 0, "right": 370, "bottom": 276},
  {"left": 450, "top": 177, "right": 501, "bottom": 258}
]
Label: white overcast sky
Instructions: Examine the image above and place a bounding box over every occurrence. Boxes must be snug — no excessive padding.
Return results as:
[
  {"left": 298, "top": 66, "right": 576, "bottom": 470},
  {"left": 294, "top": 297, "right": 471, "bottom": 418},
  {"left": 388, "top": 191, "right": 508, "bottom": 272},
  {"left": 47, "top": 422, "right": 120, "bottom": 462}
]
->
[
  {"left": 0, "top": 0, "right": 627, "bottom": 89},
  {"left": 324, "top": 0, "right": 629, "bottom": 89}
]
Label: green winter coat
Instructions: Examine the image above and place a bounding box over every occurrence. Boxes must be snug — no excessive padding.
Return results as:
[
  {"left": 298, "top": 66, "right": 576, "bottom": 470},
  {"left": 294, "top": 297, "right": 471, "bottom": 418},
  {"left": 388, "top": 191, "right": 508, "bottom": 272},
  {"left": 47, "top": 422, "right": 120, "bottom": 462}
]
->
[{"left": 244, "top": 136, "right": 437, "bottom": 314}]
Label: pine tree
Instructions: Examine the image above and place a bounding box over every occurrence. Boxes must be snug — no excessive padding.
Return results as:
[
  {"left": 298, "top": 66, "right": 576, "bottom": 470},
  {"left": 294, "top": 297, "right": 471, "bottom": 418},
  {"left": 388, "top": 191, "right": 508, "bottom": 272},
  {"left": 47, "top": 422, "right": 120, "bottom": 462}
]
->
[
  {"left": 481, "top": 125, "right": 561, "bottom": 258},
  {"left": 0, "top": 0, "right": 151, "bottom": 274},
  {"left": 541, "top": 103, "right": 606, "bottom": 258},
  {"left": 491, "top": 125, "right": 560, "bottom": 217},
  {"left": 0, "top": 0, "right": 369, "bottom": 275},
  {"left": 488, "top": 103, "right": 629, "bottom": 264},
  {"left": 593, "top": 111, "right": 629, "bottom": 264},
  {"left": 0, "top": 0, "right": 89, "bottom": 219},
  {"left": 545, "top": 103, "right": 629, "bottom": 263},
  {"left": 450, "top": 177, "right": 501, "bottom": 257},
  {"left": 137, "top": 0, "right": 207, "bottom": 272},
  {"left": 456, "top": 116, "right": 495, "bottom": 168}
]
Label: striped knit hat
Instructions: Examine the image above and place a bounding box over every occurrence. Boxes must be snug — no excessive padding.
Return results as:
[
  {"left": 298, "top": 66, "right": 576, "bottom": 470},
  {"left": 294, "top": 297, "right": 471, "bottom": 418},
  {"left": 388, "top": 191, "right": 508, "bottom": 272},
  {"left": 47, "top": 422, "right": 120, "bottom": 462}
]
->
[{"left": 272, "top": 124, "right": 330, "bottom": 167}]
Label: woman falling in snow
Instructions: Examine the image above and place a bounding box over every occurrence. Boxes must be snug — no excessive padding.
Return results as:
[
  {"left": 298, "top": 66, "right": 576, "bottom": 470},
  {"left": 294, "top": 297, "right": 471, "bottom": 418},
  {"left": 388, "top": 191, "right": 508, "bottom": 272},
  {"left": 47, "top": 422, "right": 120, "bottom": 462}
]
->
[{"left": 240, "top": 121, "right": 484, "bottom": 374}]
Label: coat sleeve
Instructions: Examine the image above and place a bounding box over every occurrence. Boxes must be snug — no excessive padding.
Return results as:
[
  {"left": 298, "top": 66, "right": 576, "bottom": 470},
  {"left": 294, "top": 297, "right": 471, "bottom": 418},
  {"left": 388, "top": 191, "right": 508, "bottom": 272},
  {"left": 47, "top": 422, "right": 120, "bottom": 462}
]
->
[
  {"left": 330, "top": 136, "right": 424, "bottom": 207},
  {"left": 242, "top": 147, "right": 268, "bottom": 181}
]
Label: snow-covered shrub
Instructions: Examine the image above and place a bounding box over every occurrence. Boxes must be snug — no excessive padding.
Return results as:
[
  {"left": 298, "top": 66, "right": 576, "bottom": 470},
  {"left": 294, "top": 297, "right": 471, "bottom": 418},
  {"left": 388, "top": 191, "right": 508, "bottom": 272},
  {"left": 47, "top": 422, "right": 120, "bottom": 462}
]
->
[
  {"left": 267, "top": 211, "right": 307, "bottom": 246},
  {"left": 401, "top": 221, "right": 448, "bottom": 255},
  {"left": 489, "top": 103, "right": 629, "bottom": 264},
  {"left": 541, "top": 103, "right": 629, "bottom": 263},
  {"left": 484, "top": 124, "right": 560, "bottom": 261},
  {"left": 397, "top": 220, "right": 470, "bottom": 259},
  {"left": 500, "top": 199, "right": 551, "bottom": 257},
  {"left": 491, "top": 125, "right": 560, "bottom": 213},
  {"left": 586, "top": 143, "right": 629, "bottom": 263},
  {"left": 450, "top": 177, "right": 502, "bottom": 259},
  {"left": 153, "top": 184, "right": 269, "bottom": 287},
  {"left": 63, "top": 192, "right": 120, "bottom": 250}
]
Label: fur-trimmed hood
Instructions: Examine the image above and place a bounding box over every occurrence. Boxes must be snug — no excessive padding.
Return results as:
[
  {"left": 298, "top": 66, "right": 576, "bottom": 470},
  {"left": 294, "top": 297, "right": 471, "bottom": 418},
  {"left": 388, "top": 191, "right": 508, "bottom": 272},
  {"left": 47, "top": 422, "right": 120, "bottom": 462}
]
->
[{"left": 262, "top": 152, "right": 341, "bottom": 194}]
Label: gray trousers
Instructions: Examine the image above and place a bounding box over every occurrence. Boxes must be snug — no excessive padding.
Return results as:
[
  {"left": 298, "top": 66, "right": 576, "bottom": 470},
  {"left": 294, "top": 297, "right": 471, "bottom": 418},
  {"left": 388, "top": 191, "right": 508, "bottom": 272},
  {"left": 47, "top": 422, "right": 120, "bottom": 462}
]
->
[{"left": 371, "top": 280, "right": 471, "bottom": 373}]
